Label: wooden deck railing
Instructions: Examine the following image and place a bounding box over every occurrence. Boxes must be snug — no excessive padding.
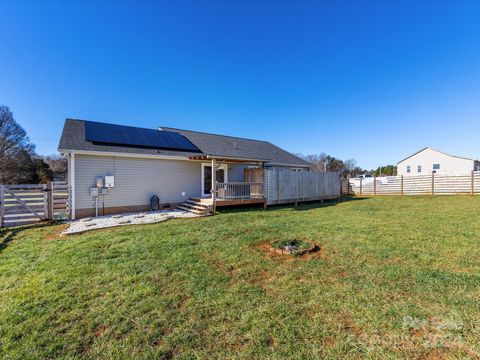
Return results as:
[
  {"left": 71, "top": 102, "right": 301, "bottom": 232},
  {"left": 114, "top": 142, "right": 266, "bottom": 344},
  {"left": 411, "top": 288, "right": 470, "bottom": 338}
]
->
[{"left": 215, "top": 182, "right": 264, "bottom": 201}]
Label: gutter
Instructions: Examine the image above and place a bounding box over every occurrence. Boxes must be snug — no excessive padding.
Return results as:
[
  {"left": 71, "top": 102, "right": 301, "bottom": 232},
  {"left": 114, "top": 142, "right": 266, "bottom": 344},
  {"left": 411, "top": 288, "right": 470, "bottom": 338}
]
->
[
  {"left": 200, "top": 154, "right": 269, "bottom": 162},
  {"left": 58, "top": 149, "right": 191, "bottom": 161}
]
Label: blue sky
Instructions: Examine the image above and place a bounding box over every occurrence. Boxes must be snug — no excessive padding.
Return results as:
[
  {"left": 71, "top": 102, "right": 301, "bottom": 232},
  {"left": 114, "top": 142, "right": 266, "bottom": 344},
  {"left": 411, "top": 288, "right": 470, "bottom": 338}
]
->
[{"left": 1, "top": 1, "right": 480, "bottom": 169}]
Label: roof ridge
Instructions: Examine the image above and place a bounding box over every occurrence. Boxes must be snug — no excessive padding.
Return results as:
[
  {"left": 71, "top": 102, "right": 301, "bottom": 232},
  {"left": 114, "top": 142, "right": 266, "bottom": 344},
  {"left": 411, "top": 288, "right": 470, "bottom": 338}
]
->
[
  {"left": 397, "top": 146, "right": 477, "bottom": 164},
  {"left": 160, "top": 126, "right": 271, "bottom": 144},
  {"left": 67, "top": 118, "right": 165, "bottom": 132}
]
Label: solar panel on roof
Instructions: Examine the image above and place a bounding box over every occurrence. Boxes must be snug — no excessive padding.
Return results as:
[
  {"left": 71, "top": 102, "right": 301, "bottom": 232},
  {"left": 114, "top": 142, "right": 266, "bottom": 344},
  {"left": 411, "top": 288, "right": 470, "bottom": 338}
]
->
[{"left": 84, "top": 121, "right": 200, "bottom": 152}]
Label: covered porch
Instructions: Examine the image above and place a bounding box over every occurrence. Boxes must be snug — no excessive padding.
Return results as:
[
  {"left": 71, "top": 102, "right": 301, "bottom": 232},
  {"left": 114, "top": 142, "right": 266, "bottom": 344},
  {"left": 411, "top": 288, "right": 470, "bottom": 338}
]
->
[{"left": 188, "top": 155, "right": 266, "bottom": 208}]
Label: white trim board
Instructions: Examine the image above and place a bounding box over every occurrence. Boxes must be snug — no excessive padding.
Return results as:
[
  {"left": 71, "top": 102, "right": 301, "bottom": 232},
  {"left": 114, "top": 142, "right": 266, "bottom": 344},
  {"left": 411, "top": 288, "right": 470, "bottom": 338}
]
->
[
  {"left": 59, "top": 149, "right": 191, "bottom": 162},
  {"left": 70, "top": 153, "right": 76, "bottom": 220}
]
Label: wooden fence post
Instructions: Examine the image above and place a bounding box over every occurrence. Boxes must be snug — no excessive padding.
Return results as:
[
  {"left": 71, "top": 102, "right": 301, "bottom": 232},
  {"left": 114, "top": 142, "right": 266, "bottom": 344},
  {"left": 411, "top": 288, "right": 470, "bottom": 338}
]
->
[
  {"left": 471, "top": 170, "right": 475, "bottom": 196},
  {"left": 0, "top": 185, "right": 4, "bottom": 229},
  {"left": 339, "top": 175, "right": 343, "bottom": 198},
  {"left": 359, "top": 178, "right": 363, "bottom": 196},
  {"left": 431, "top": 172, "right": 435, "bottom": 195},
  {"left": 45, "top": 181, "right": 54, "bottom": 220},
  {"left": 401, "top": 175, "right": 404, "bottom": 196},
  {"left": 276, "top": 169, "right": 280, "bottom": 204},
  {"left": 373, "top": 177, "right": 377, "bottom": 196}
]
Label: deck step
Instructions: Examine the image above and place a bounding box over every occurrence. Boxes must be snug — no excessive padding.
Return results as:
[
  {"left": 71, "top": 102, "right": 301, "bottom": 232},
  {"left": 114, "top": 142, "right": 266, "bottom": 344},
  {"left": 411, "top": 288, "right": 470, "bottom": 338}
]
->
[
  {"left": 176, "top": 205, "right": 209, "bottom": 215},
  {"left": 185, "top": 200, "right": 210, "bottom": 209},
  {"left": 189, "top": 197, "right": 214, "bottom": 205},
  {"left": 184, "top": 203, "right": 210, "bottom": 211}
]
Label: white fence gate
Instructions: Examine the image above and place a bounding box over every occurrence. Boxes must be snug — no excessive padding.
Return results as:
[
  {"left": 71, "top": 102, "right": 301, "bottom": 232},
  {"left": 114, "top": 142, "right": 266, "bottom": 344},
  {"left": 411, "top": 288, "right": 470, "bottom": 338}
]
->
[{"left": 265, "top": 169, "right": 341, "bottom": 205}]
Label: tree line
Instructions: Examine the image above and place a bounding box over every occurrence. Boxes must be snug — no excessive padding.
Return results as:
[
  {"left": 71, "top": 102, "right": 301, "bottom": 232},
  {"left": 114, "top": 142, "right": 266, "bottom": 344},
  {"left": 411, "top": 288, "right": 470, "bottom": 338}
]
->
[
  {"left": 299, "top": 153, "right": 397, "bottom": 178},
  {"left": 0, "top": 105, "right": 67, "bottom": 185}
]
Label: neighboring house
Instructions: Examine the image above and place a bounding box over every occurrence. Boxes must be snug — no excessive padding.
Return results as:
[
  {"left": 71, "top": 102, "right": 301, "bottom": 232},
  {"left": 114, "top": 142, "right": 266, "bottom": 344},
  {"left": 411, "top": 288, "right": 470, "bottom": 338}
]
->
[
  {"left": 397, "top": 147, "right": 480, "bottom": 176},
  {"left": 58, "top": 119, "right": 310, "bottom": 219}
]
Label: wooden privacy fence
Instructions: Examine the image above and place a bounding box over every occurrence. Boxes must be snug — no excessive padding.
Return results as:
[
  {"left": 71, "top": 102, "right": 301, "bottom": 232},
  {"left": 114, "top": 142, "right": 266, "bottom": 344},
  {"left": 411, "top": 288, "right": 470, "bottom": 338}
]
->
[
  {"left": 348, "top": 171, "right": 480, "bottom": 196},
  {"left": 0, "top": 181, "right": 69, "bottom": 228},
  {"left": 265, "top": 169, "right": 341, "bottom": 205}
]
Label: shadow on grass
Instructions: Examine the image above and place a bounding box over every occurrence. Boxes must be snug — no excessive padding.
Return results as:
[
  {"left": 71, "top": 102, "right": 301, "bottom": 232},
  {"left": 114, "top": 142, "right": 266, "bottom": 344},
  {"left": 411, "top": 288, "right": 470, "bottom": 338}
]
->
[
  {"left": 0, "top": 222, "right": 57, "bottom": 254},
  {"left": 216, "top": 196, "right": 369, "bottom": 214}
]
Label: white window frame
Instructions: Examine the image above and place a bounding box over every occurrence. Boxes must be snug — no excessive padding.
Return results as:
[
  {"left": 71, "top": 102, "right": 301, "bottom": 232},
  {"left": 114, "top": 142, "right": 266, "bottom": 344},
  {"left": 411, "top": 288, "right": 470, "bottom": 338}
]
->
[
  {"left": 201, "top": 163, "right": 228, "bottom": 197},
  {"left": 417, "top": 165, "right": 422, "bottom": 173},
  {"left": 406, "top": 166, "right": 411, "bottom": 173},
  {"left": 433, "top": 163, "right": 440, "bottom": 170},
  {"left": 291, "top": 168, "right": 303, "bottom": 172}
]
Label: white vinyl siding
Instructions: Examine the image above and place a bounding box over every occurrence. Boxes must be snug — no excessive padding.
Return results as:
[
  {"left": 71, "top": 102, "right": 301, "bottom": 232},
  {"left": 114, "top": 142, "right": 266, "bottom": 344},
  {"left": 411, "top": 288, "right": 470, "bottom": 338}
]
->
[
  {"left": 228, "top": 164, "right": 250, "bottom": 182},
  {"left": 398, "top": 148, "right": 476, "bottom": 176},
  {"left": 74, "top": 155, "right": 201, "bottom": 210}
]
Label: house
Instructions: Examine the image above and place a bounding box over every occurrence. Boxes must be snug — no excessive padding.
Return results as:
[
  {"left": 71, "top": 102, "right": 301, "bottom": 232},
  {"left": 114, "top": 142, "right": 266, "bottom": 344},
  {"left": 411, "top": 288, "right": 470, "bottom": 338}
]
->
[
  {"left": 397, "top": 147, "right": 480, "bottom": 176},
  {"left": 58, "top": 119, "right": 311, "bottom": 219}
]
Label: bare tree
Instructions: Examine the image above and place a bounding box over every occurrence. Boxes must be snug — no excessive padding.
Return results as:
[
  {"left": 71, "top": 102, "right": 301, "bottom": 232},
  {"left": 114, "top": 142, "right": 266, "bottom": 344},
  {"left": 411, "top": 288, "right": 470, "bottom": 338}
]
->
[
  {"left": 300, "top": 153, "right": 328, "bottom": 172},
  {"left": 43, "top": 154, "right": 68, "bottom": 180},
  {"left": 0, "top": 105, "right": 37, "bottom": 184},
  {"left": 299, "top": 153, "right": 365, "bottom": 177}
]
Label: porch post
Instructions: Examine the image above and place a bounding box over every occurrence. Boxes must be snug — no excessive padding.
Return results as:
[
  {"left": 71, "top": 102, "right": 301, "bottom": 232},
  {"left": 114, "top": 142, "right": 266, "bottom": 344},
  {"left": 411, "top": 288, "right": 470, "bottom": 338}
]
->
[{"left": 211, "top": 158, "right": 217, "bottom": 215}]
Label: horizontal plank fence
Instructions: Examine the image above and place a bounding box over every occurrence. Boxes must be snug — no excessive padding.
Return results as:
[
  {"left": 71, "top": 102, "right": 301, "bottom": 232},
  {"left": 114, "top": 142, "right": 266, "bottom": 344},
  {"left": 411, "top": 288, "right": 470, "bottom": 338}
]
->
[
  {"left": 348, "top": 171, "right": 480, "bottom": 196},
  {"left": 0, "top": 181, "right": 69, "bottom": 228},
  {"left": 266, "top": 169, "right": 341, "bottom": 205}
]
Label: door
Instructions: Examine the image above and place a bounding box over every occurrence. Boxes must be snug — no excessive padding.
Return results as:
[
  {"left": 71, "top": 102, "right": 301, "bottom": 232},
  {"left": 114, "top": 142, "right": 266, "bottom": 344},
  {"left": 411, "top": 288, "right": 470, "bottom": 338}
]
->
[
  {"left": 244, "top": 167, "right": 264, "bottom": 198},
  {"left": 202, "top": 164, "right": 227, "bottom": 196}
]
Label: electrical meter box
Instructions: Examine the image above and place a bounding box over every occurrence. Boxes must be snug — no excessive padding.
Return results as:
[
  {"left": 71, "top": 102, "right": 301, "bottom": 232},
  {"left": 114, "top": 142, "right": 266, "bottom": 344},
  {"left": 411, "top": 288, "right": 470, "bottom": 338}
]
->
[
  {"left": 90, "top": 187, "right": 99, "bottom": 196},
  {"left": 100, "top": 188, "right": 109, "bottom": 195},
  {"left": 96, "top": 177, "right": 104, "bottom": 188},
  {"left": 105, "top": 176, "right": 115, "bottom": 188}
]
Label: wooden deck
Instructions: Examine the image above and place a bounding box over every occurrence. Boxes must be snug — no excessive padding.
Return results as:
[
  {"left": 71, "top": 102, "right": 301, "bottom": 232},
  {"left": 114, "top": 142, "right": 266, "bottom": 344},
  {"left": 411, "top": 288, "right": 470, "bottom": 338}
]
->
[
  {"left": 189, "top": 197, "right": 265, "bottom": 207},
  {"left": 215, "top": 198, "right": 265, "bottom": 207}
]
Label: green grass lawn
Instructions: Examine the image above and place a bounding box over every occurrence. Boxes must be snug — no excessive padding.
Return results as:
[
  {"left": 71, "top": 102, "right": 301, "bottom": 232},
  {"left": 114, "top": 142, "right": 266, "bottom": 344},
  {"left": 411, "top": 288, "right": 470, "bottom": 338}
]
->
[{"left": 1, "top": 196, "right": 480, "bottom": 359}]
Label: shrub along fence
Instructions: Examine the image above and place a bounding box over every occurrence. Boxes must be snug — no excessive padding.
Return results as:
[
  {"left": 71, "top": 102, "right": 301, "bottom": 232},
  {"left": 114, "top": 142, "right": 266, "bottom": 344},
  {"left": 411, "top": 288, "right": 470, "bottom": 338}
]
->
[
  {"left": 0, "top": 181, "right": 68, "bottom": 228},
  {"left": 348, "top": 171, "right": 480, "bottom": 196}
]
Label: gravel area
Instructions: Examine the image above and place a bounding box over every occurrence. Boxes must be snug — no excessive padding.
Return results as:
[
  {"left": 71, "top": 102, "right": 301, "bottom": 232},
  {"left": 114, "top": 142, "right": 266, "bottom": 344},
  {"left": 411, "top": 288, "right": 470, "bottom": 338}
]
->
[{"left": 61, "top": 210, "right": 200, "bottom": 235}]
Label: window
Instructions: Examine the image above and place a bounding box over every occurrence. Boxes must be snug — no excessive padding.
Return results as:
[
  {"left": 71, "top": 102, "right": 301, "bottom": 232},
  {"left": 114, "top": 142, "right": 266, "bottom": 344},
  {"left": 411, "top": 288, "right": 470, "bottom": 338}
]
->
[
  {"left": 291, "top": 168, "right": 303, "bottom": 172},
  {"left": 433, "top": 164, "right": 440, "bottom": 170},
  {"left": 406, "top": 166, "right": 411, "bottom": 173},
  {"left": 417, "top": 165, "right": 422, "bottom": 173}
]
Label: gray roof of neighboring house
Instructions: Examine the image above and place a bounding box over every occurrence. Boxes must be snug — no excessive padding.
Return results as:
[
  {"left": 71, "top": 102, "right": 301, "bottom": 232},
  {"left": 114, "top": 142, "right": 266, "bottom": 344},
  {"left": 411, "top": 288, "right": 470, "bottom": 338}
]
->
[{"left": 58, "top": 119, "right": 311, "bottom": 167}]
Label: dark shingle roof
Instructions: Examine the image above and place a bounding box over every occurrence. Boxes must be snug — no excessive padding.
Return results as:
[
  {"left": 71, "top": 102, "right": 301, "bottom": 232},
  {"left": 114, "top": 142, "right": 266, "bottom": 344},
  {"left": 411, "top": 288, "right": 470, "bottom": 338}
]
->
[
  {"left": 160, "top": 127, "right": 310, "bottom": 166},
  {"left": 58, "top": 119, "right": 310, "bottom": 167}
]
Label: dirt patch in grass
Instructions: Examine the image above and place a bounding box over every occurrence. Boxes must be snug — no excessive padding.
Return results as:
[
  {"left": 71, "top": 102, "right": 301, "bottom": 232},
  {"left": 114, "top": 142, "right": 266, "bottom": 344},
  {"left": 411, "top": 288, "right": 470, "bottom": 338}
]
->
[
  {"left": 249, "top": 270, "right": 272, "bottom": 286},
  {"left": 94, "top": 324, "right": 110, "bottom": 338},
  {"left": 256, "top": 240, "right": 323, "bottom": 261},
  {"left": 269, "top": 238, "right": 320, "bottom": 255},
  {"left": 42, "top": 224, "right": 68, "bottom": 241},
  {"left": 341, "top": 314, "right": 364, "bottom": 337}
]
